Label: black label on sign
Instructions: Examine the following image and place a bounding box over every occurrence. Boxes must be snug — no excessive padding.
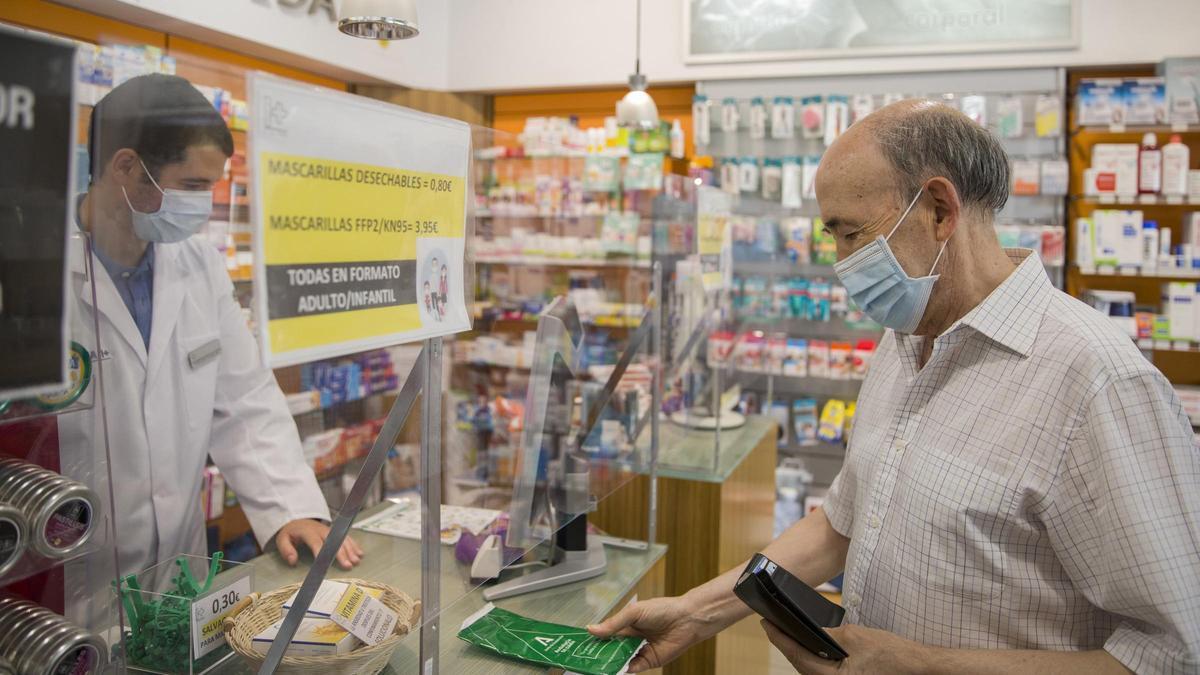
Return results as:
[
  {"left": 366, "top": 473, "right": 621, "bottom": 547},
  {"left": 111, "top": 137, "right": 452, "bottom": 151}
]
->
[
  {"left": 0, "top": 28, "right": 75, "bottom": 393},
  {"left": 265, "top": 260, "right": 417, "bottom": 320}
]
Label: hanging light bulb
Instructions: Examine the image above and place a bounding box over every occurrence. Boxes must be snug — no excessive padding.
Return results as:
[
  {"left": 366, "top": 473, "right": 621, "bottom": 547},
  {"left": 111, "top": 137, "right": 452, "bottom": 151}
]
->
[
  {"left": 338, "top": 0, "right": 420, "bottom": 40},
  {"left": 616, "top": 0, "right": 658, "bottom": 129}
]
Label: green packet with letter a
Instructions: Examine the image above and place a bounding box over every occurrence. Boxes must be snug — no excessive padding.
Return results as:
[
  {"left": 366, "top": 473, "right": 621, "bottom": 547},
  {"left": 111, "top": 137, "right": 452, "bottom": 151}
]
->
[{"left": 458, "top": 603, "right": 645, "bottom": 675}]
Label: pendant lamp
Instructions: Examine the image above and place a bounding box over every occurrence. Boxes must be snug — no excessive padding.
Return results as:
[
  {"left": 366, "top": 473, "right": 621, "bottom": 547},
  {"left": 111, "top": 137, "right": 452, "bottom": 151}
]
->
[
  {"left": 338, "top": 0, "right": 420, "bottom": 40},
  {"left": 616, "top": 0, "right": 658, "bottom": 129}
]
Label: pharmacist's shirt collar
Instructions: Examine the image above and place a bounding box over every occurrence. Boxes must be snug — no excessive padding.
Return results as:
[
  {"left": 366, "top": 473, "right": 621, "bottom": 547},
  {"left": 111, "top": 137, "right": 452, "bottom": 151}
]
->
[{"left": 945, "top": 248, "right": 1052, "bottom": 358}]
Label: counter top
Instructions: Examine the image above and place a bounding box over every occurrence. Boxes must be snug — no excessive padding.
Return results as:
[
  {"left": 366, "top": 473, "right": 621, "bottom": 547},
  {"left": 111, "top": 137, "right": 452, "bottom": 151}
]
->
[
  {"left": 214, "top": 504, "right": 665, "bottom": 674},
  {"left": 642, "top": 414, "right": 777, "bottom": 483}
]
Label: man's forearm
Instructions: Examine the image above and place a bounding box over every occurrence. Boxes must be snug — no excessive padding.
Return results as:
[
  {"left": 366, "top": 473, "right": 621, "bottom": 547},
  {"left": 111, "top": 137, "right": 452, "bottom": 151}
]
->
[
  {"left": 680, "top": 507, "right": 850, "bottom": 634},
  {"left": 925, "top": 647, "right": 1132, "bottom": 675}
]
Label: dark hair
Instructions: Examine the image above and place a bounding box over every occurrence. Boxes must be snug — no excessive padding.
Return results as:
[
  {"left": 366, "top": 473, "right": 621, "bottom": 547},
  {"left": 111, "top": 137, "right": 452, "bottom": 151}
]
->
[
  {"left": 88, "top": 74, "right": 234, "bottom": 181},
  {"left": 873, "top": 101, "right": 1010, "bottom": 214}
]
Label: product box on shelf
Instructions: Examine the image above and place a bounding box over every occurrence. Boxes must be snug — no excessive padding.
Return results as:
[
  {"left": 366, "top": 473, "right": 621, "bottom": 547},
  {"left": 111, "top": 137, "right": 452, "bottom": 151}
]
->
[
  {"left": 1123, "top": 78, "right": 1168, "bottom": 126},
  {"left": 1090, "top": 144, "right": 1139, "bottom": 196},
  {"left": 1159, "top": 58, "right": 1200, "bottom": 124},
  {"left": 1078, "top": 78, "right": 1125, "bottom": 126}
]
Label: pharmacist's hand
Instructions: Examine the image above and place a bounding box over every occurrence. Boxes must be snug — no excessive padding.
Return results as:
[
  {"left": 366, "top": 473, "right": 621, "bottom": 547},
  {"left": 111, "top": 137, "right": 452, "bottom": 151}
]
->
[
  {"left": 762, "top": 621, "right": 925, "bottom": 675},
  {"left": 275, "top": 519, "right": 364, "bottom": 570},
  {"left": 586, "top": 597, "right": 710, "bottom": 672}
]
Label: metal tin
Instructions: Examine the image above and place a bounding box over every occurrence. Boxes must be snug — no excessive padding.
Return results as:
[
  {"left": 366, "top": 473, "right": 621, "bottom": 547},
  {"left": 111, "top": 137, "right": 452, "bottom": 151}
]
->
[
  {"left": 0, "top": 598, "right": 106, "bottom": 675},
  {"left": 0, "top": 461, "right": 96, "bottom": 559},
  {"left": 0, "top": 505, "right": 26, "bottom": 579},
  {"left": 32, "top": 341, "right": 92, "bottom": 411}
]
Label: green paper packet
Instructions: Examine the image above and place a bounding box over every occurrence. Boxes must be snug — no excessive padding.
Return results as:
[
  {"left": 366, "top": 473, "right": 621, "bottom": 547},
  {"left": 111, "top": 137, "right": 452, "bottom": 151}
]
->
[{"left": 458, "top": 603, "right": 646, "bottom": 675}]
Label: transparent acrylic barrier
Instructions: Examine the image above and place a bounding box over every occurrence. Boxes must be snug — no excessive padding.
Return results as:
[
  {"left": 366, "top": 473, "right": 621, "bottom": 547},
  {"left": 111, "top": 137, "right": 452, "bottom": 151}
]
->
[
  {"left": 0, "top": 235, "right": 125, "bottom": 671},
  {"left": 117, "top": 554, "right": 252, "bottom": 674}
]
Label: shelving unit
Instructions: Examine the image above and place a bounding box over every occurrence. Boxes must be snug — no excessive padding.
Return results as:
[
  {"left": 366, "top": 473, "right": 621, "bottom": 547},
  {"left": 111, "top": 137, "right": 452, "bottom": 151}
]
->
[{"left": 1066, "top": 65, "right": 1200, "bottom": 388}]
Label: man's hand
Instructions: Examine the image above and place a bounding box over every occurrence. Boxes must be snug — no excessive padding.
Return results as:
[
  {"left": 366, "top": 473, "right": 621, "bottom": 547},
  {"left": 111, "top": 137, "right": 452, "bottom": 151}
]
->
[
  {"left": 274, "top": 519, "right": 364, "bottom": 570},
  {"left": 587, "top": 596, "right": 719, "bottom": 672},
  {"left": 761, "top": 621, "right": 926, "bottom": 674}
]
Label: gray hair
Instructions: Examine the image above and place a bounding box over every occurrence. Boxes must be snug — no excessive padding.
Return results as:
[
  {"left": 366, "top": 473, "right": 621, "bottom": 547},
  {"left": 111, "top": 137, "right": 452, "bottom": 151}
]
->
[{"left": 872, "top": 101, "right": 1010, "bottom": 214}]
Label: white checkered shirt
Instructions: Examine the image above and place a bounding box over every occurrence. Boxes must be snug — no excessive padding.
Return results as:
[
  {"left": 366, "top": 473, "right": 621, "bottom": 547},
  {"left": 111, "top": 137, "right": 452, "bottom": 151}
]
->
[{"left": 823, "top": 249, "right": 1200, "bottom": 674}]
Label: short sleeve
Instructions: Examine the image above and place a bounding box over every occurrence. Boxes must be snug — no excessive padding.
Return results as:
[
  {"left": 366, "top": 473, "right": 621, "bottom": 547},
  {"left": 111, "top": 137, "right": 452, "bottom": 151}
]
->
[
  {"left": 1040, "top": 372, "right": 1200, "bottom": 674},
  {"left": 822, "top": 456, "right": 857, "bottom": 537}
]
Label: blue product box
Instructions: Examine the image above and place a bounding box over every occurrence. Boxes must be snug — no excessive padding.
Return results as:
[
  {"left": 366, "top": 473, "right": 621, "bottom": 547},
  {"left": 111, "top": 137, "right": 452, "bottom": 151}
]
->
[
  {"left": 1077, "top": 78, "right": 1124, "bottom": 126},
  {"left": 1123, "top": 77, "right": 1167, "bottom": 126}
]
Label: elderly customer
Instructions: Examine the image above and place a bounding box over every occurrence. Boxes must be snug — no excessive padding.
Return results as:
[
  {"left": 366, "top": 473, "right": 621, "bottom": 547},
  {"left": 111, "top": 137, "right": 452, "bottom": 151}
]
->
[{"left": 590, "top": 99, "right": 1199, "bottom": 674}]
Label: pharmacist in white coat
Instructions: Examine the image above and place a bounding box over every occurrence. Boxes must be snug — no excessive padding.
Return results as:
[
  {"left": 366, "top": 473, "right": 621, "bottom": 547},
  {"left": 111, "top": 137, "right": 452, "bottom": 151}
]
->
[{"left": 62, "top": 74, "right": 362, "bottom": 610}]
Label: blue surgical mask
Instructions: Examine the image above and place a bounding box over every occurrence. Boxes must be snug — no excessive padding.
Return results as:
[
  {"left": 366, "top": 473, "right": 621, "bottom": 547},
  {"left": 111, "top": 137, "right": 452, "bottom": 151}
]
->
[
  {"left": 122, "top": 159, "right": 213, "bottom": 243},
  {"left": 833, "top": 187, "right": 949, "bottom": 334}
]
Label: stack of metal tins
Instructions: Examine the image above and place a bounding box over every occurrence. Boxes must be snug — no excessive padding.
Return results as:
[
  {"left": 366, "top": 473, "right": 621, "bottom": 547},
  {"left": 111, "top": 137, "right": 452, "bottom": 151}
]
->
[
  {"left": 0, "top": 459, "right": 96, "bottom": 560},
  {"left": 0, "top": 596, "right": 106, "bottom": 674}
]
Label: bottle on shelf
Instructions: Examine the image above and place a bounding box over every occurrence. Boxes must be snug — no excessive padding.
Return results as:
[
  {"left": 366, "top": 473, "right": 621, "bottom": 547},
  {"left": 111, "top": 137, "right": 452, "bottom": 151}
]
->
[
  {"left": 1141, "top": 220, "right": 1159, "bottom": 271},
  {"left": 1162, "top": 134, "right": 1190, "bottom": 197},
  {"left": 1138, "top": 132, "right": 1162, "bottom": 195},
  {"left": 670, "top": 119, "right": 685, "bottom": 160}
]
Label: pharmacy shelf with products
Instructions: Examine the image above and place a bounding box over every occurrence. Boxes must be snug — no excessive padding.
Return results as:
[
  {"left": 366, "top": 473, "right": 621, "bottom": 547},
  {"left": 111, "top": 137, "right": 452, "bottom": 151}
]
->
[
  {"left": 448, "top": 118, "right": 675, "bottom": 503},
  {"left": 1066, "top": 62, "right": 1200, "bottom": 389},
  {"left": 690, "top": 75, "right": 1069, "bottom": 486}
]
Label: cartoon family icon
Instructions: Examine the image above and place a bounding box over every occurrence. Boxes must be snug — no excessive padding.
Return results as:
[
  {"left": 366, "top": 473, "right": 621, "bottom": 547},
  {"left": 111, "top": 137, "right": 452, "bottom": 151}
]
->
[{"left": 423, "top": 255, "right": 451, "bottom": 322}]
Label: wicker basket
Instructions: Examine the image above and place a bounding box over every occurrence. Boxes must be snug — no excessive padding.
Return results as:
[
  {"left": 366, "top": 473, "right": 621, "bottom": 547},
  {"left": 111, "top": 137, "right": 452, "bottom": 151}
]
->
[{"left": 223, "top": 579, "right": 420, "bottom": 675}]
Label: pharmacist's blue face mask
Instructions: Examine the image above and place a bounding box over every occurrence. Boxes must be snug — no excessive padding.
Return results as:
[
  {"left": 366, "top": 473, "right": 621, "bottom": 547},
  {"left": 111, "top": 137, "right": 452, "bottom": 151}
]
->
[{"left": 833, "top": 187, "right": 949, "bottom": 334}]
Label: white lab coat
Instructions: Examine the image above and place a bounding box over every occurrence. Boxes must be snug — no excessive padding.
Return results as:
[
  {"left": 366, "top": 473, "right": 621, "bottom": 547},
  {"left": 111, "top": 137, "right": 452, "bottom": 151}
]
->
[{"left": 58, "top": 234, "right": 328, "bottom": 625}]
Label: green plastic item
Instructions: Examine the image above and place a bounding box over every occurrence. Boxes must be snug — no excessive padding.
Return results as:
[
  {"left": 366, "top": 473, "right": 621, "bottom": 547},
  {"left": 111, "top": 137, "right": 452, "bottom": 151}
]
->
[
  {"left": 116, "top": 553, "right": 226, "bottom": 673},
  {"left": 457, "top": 604, "right": 645, "bottom": 675}
]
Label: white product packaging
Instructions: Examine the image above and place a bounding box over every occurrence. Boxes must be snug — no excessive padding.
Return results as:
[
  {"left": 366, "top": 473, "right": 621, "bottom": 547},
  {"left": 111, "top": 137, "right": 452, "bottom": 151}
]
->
[
  {"left": 1124, "top": 77, "right": 1167, "bottom": 126},
  {"left": 1040, "top": 159, "right": 1069, "bottom": 196},
  {"left": 961, "top": 95, "right": 987, "bottom": 126},
  {"left": 720, "top": 158, "right": 739, "bottom": 194},
  {"left": 282, "top": 580, "right": 385, "bottom": 619},
  {"left": 1077, "top": 78, "right": 1124, "bottom": 126},
  {"left": 801, "top": 157, "right": 820, "bottom": 201},
  {"left": 1139, "top": 133, "right": 1162, "bottom": 194},
  {"left": 850, "top": 94, "right": 874, "bottom": 125},
  {"left": 824, "top": 95, "right": 849, "bottom": 146},
  {"left": 1092, "top": 144, "right": 1140, "bottom": 196},
  {"left": 692, "top": 95, "right": 710, "bottom": 147},
  {"left": 1160, "top": 227, "right": 1174, "bottom": 270},
  {"left": 781, "top": 158, "right": 802, "bottom": 209},
  {"left": 749, "top": 97, "right": 767, "bottom": 139},
  {"left": 1075, "top": 217, "right": 1095, "bottom": 267},
  {"left": 1190, "top": 171, "right": 1200, "bottom": 202},
  {"left": 1162, "top": 135, "right": 1190, "bottom": 196},
  {"left": 800, "top": 96, "right": 823, "bottom": 139},
  {"left": 996, "top": 96, "right": 1024, "bottom": 138},
  {"left": 1011, "top": 159, "right": 1041, "bottom": 195},
  {"left": 721, "top": 98, "right": 740, "bottom": 133},
  {"left": 772, "top": 97, "right": 795, "bottom": 139},
  {"left": 739, "top": 157, "right": 759, "bottom": 193},
  {"left": 1035, "top": 94, "right": 1063, "bottom": 138},
  {"left": 252, "top": 618, "right": 360, "bottom": 657},
  {"left": 1164, "top": 282, "right": 1198, "bottom": 341},
  {"left": 1141, "top": 221, "right": 1160, "bottom": 271},
  {"left": 1093, "top": 210, "right": 1143, "bottom": 268}
]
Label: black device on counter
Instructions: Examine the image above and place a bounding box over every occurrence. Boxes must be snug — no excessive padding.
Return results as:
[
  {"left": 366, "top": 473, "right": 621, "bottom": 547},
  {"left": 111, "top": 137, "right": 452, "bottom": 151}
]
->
[{"left": 733, "top": 553, "right": 848, "bottom": 660}]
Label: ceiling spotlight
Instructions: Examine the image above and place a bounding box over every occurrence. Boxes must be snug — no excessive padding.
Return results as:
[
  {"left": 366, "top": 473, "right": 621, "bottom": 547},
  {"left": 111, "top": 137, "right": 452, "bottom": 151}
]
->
[
  {"left": 616, "top": 0, "right": 658, "bottom": 129},
  {"left": 338, "top": 0, "right": 420, "bottom": 40}
]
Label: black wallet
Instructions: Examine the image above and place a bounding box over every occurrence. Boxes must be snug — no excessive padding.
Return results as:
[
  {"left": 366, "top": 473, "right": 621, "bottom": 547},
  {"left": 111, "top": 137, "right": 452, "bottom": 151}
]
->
[{"left": 733, "top": 553, "right": 848, "bottom": 660}]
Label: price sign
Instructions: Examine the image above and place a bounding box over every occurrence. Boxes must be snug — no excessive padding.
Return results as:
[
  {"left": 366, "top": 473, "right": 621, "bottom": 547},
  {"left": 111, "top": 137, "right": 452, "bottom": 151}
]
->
[{"left": 192, "top": 574, "right": 252, "bottom": 658}]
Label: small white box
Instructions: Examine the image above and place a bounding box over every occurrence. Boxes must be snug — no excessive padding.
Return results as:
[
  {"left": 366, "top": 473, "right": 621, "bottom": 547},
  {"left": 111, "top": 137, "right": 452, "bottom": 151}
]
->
[
  {"left": 282, "top": 580, "right": 384, "bottom": 619},
  {"left": 251, "top": 618, "right": 361, "bottom": 657},
  {"left": 1163, "top": 282, "right": 1198, "bottom": 342},
  {"left": 1092, "top": 144, "right": 1140, "bottom": 196}
]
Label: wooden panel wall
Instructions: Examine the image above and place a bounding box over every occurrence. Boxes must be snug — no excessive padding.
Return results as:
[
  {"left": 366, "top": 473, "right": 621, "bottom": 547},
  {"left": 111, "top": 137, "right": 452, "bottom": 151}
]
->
[{"left": 354, "top": 85, "right": 493, "bottom": 127}]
